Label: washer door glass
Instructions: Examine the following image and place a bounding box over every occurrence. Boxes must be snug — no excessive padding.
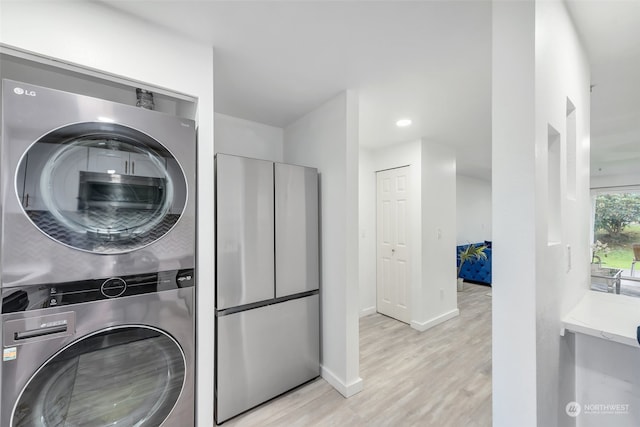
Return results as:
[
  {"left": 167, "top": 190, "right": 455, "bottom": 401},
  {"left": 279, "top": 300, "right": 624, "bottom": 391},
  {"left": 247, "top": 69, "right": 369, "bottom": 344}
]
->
[
  {"left": 12, "top": 326, "right": 185, "bottom": 427},
  {"left": 15, "top": 122, "right": 188, "bottom": 254}
]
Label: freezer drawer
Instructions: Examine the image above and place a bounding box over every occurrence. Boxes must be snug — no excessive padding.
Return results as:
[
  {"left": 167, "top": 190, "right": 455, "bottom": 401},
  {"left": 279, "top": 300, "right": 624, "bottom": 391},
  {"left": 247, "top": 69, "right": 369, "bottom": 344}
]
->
[
  {"left": 216, "top": 294, "right": 320, "bottom": 424},
  {"left": 275, "top": 163, "right": 319, "bottom": 297},
  {"left": 216, "top": 154, "right": 275, "bottom": 309}
]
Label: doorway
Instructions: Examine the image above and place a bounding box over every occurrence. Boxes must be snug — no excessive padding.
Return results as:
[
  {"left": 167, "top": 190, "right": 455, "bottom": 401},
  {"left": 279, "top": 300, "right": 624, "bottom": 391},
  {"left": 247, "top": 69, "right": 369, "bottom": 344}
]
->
[{"left": 376, "top": 166, "right": 411, "bottom": 323}]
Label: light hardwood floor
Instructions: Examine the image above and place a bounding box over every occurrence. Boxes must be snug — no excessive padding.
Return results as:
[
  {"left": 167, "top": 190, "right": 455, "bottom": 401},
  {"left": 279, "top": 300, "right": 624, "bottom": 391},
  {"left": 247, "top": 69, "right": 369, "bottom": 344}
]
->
[{"left": 222, "top": 283, "right": 492, "bottom": 427}]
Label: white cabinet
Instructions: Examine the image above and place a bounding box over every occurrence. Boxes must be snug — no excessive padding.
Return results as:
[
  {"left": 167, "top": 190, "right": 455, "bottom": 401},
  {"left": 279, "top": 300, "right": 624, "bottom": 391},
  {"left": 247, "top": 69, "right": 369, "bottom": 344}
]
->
[
  {"left": 87, "top": 147, "right": 127, "bottom": 174},
  {"left": 20, "top": 143, "right": 87, "bottom": 211},
  {"left": 88, "top": 147, "right": 165, "bottom": 178},
  {"left": 129, "top": 152, "right": 163, "bottom": 177},
  {"left": 19, "top": 142, "right": 56, "bottom": 211}
]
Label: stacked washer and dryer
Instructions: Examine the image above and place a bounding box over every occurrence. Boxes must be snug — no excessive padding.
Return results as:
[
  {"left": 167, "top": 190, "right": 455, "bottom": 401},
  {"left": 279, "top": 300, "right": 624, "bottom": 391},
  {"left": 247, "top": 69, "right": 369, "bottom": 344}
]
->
[{"left": 0, "top": 79, "right": 196, "bottom": 426}]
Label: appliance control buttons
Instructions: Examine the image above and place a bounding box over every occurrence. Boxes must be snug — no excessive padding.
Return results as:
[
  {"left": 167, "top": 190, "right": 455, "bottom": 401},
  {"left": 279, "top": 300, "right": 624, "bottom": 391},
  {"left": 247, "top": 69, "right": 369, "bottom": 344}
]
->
[
  {"left": 176, "top": 269, "right": 195, "bottom": 288},
  {"left": 100, "top": 278, "right": 127, "bottom": 298}
]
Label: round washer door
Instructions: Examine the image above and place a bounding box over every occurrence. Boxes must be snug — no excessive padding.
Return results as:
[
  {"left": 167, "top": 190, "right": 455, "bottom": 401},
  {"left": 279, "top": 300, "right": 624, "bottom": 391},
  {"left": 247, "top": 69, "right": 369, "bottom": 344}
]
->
[
  {"left": 11, "top": 326, "right": 186, "bottom": 427},
  {"left": 15, "top": 122, "right": 188, "bottom": 254}
]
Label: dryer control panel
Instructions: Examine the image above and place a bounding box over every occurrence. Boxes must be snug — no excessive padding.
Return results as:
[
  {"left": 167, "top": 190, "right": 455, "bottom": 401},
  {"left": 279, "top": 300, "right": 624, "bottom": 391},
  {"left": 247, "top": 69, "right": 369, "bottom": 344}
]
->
[{"left": 1, "top": 268, "right": 194, "bottom": 314}]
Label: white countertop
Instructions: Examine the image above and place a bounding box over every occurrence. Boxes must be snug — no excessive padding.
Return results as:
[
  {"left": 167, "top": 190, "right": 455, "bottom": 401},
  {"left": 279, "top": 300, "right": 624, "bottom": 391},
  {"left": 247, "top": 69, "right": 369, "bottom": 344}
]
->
[{"left": 561, "top": 290, "right": 640, "bottom": 348}]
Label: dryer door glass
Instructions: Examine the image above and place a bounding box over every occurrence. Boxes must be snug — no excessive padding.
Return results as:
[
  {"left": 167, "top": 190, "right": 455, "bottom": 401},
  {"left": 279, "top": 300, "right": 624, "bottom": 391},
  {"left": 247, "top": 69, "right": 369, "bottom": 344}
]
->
[
  {"left": 15, "top": 122, "right": 188, "bottom": 254},
  {"left": 11, "top": 326, "right": 186, "bottom": 427}
]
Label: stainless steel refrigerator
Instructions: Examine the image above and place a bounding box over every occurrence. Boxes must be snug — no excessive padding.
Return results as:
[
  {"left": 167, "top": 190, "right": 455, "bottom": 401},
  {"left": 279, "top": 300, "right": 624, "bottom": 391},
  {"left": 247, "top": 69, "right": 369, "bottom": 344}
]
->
[{"left": 214, "top": 153, "right": 320, "bottom": 424}]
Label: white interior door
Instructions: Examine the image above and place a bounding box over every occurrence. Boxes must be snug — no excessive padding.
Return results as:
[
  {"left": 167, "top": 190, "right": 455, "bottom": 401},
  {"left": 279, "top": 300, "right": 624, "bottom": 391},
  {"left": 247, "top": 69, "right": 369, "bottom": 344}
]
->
[{"left": 376, "top": 166, "right": 411, "bottom": 323}]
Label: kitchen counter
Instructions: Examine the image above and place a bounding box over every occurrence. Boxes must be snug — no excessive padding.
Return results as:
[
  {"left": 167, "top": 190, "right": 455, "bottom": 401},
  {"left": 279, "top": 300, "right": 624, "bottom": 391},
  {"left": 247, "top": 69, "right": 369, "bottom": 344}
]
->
[{"left": 561, "top": 290, "right": 640, "bottom": 348}]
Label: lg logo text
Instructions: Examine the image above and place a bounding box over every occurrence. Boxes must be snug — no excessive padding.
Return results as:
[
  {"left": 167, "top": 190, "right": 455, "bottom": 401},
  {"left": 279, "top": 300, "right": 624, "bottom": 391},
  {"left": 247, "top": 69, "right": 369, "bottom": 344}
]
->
[{"left": 13, "top": 87, "right": 36, "bottom": 97}]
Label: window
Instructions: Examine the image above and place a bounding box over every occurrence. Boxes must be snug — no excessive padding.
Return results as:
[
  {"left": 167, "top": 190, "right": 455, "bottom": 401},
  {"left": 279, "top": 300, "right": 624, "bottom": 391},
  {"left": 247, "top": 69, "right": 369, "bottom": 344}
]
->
[{"left": 592, "top": 188, "right": 640, "bottom": 277}]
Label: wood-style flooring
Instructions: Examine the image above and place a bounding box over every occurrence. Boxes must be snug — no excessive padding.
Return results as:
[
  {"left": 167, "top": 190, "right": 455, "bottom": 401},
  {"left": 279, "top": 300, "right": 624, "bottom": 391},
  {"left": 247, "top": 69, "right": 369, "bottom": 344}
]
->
[{"left": 222, "top": 283, "right": 492, "bottom": 427}]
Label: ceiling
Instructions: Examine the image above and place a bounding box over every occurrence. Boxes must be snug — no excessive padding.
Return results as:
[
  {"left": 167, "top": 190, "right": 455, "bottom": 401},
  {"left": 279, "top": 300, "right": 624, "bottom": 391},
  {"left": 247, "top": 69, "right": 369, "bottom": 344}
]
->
[
  {"left": 103, "top": 0, "right": 639, "bottom": 182},
  {"left": 566, "top": 0, "right": 640, "bottom": 182}
]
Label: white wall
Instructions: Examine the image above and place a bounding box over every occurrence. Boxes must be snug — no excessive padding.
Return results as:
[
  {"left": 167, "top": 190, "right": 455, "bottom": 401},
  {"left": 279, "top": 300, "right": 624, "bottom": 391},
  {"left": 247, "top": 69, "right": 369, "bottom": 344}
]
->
[
  {"left": 0, "top": 2, "right": 216, "bottom": 425},
  {"left": 575, "top": 334, "right": 640, "bottom": 427},
  {"left": 359, "top": 140, "right": 422, "bottom": 319},
  {"left": 283, "top": 91, "right": 362, "bottom": 397},
  {"left": 535, "top": 2, "right": 591, "bottom": 426},
  {"left": 456, "top": 175, "right": 492, "bottom": 245},
  {"left": 358, "top": 139, "right": 458, "bottom": 331},
  {"left": 591, "top": 172, "right": 640, "bottom": 189},
  {"left": 358, "top": 147, "right": 377, "bottom": 316},
  {"left": 493, "top": 1, "right": 591, "bottom": 426},
  {"left": 214, "top": 113, "right": 283, "bottom": 162},
  {"left": 416, "top": 140, "right": 458, "bottom": 330},
  {"left": 492, "top": 2, "right": 541, "bottom": 425}
]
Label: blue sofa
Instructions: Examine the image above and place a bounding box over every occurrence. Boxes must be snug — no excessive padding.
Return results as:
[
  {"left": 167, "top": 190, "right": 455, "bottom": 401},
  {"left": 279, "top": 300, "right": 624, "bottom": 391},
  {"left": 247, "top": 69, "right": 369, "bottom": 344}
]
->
[{"left": 456, "top": 242, "right": 492, "bottom": 286}]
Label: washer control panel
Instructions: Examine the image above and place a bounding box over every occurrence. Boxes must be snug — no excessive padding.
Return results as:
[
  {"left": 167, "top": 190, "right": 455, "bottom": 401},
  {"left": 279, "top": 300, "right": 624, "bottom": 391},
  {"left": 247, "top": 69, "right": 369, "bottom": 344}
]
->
[
  {"left": 100, "top": 278, "right": 128, "bottom": 298},
  {"left": 1, "top": 268, "right": 194, "bottom": 313}
]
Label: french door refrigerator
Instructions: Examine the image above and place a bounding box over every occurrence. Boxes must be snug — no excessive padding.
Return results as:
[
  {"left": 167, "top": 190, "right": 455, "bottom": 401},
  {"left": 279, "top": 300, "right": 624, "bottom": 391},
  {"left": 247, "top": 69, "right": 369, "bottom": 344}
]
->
[{"left": 215, "top": 153, "right": 320, "bottom": 424}]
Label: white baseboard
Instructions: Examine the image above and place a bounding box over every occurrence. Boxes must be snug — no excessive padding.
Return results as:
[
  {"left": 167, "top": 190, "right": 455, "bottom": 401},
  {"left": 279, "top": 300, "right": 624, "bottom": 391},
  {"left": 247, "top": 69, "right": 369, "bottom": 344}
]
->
[
  {"left": 410, "top": 308, "right": 460, "bottom": 332},
  {"left": 321, "top": 365, "right": 364, "bottom": 398},
  {"left": 360, "top": 306, "right": 376, "bottom": 317}
]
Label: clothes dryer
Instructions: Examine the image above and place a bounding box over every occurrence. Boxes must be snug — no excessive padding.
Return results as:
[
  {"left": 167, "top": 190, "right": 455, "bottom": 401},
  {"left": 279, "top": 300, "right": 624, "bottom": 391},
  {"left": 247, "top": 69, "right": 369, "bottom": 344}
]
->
[{"left": 1, "top": 79, "right": 196, "bottom": 287}]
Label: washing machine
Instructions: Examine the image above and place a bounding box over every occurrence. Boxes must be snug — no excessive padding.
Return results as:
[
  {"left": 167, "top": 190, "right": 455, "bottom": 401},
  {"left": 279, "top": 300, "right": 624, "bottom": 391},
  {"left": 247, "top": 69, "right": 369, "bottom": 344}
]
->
[
  {"left": 0, "top": 79, "right": 197, "bottom": 425},
  {"left": 1, "top": 269, "right": 195, "bottom": 426},
  {"left": 0, "top": 79, "right": 196, "bottom": 287}
]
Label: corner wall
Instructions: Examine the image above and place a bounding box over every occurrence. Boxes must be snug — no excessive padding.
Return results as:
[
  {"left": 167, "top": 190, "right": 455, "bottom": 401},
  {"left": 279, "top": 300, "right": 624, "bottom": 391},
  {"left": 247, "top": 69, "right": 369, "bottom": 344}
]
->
[
  {"left": 360, "top": 140, "right": 422, "bottom": 319},
  {"left": 358, "top": 147, "right": 377, "bottom": 316},
  {"left": 492, "top": 1, "right": 540, "bottom": 424},
  {"left": 283, "top": 91, "right": 362, "bottom": 397},
  {"left": 456, "top": 175, "right": 492, "bottom": 245},
  {"left": 492, "top": 1, "right": 591, "bottom": 426},
  {"left": 214, "top": 113, "right": 283, "bottom": 161},
  {"left": 415, "top": 140, "right": 458, "bottom": 331},
  {"left": 535, "top": 2, "right": 590, "bottom": 425},
  {"left": 0, "top": 2, "right": 216, "bottom": 425},
  {"left": 358, "top": 139, "right": 458, "bottom": 331}
]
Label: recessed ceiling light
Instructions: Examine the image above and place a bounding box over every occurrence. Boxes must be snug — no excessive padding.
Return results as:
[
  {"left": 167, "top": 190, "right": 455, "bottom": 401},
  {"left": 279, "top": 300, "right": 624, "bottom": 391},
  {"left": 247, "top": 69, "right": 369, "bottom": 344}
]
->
[{"left": 396, "top": 119, "right": 412, "bottom": 127}]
